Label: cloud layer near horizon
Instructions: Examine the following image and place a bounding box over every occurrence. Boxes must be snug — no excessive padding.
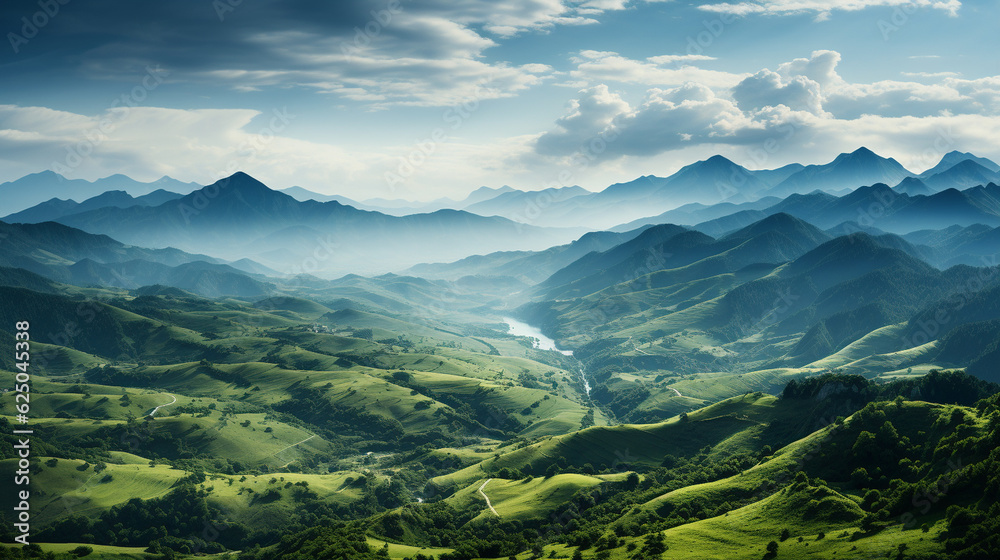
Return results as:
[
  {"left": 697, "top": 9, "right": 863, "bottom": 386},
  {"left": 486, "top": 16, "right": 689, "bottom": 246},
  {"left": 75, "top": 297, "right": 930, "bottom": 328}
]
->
[
  {"left": 0, "top": 0, "right": 995, "bottom": 197},
  {"left": 531, "top": 49, "right": 1000, "bottom": 174}
]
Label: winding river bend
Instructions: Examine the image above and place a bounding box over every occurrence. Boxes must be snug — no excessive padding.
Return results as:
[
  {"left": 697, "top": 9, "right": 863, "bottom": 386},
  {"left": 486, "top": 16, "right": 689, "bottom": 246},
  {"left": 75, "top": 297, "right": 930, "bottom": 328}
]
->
[{"left": 503, "top": 317, "right": 592, "bottom": 396}]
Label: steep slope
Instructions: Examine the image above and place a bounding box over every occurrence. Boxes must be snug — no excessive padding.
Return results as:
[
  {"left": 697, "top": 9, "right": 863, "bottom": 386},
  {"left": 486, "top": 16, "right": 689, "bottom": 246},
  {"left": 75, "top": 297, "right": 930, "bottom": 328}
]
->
[{"left": 538, "top": 224, "right": 691, "bottom": 295}]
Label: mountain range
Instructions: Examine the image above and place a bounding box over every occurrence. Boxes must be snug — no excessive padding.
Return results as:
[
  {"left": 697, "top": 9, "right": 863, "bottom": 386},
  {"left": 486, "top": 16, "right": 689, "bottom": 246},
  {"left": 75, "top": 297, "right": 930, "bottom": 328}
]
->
[
  {"left": 0, "top": 171, "right": 201, "bottom": 215},
  {"left": 45, "top": 172, "right": 584, "bottom": 275},
  {"left": 7, "top": 148, "right": 997, "bottom": 234},
  {"left": 4, "top": 148, "right": 1000, "bottom": 560},
  {"left": 2, "top": 188, "right": 183, "bottom": 224}
]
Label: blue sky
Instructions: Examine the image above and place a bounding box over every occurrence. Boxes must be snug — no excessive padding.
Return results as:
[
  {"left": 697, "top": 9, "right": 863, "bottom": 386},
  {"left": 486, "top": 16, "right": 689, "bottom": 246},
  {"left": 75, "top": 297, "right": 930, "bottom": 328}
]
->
[{"left": 1, "top": 0, "right": 998, "bottom": 200}]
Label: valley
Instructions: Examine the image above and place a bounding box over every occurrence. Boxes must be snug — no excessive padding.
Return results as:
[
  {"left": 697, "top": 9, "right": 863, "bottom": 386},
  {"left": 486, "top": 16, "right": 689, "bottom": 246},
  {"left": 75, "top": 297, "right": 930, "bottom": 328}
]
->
[{"left": 2, "top": 148, "right": 1000, "bottom": 560}]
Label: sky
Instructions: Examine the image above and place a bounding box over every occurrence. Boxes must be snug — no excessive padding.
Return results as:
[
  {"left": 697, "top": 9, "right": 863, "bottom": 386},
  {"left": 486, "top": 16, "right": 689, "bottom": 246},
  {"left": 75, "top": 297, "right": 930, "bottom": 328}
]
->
[{"left": 1, "top": 0, "right": 998, "bottom": 202}]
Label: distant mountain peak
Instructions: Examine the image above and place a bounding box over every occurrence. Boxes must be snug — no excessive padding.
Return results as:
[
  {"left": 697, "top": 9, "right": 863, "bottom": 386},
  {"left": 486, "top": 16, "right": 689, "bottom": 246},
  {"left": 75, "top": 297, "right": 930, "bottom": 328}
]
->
[
  {"left": 172, "top": 171, "right": 294, "bottom": 215},
  {"left": 725, "top": 212, "right": 829, "bottom": 244},
  {"left": 921, "top": 150, "right": 1000, "bottom": 176},
  {"left": 833, "top": 147, "right": 882, "bottom": 164},
  {"left": 946, "top": 159, "right": 993, "bottom": 173},
  {"left": 218, "top": 172, "right": 272, "bottom": 193},
  {"left": 228, "top": 171, "right": 256, "bottom": 182},
  {"left": 863, "top": 182, "right": 892, "bottom": 191},
  {"left": 893, "top": 177, "right": 934, "bottom": 196},
  {"left": 766, "top": 148, "right": 912, "bottom": 198},
  {"left": 704, "top": 154, "right": 737, "bottom": 165},
  {"left": 471, "top": 185, "right": 514, "bottom": 195}
]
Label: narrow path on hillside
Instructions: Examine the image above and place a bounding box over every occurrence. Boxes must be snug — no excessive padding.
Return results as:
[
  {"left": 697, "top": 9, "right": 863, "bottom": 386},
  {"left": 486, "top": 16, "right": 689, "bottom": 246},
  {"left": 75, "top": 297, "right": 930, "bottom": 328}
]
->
[
  {"left": 479, "top": 478, "right": 499, "bottom": 517},
  {"left": 668, "top": 386, "right": 683, "bottom": 398},
  {"left": 273, "top": 434, "right": 316, "bottom": 456},
  {"left": 148, "top": 394, "right": 176, "bottom": 417},
  {"left": 627, "top": 336, "right": 651, "bottom": 355}
]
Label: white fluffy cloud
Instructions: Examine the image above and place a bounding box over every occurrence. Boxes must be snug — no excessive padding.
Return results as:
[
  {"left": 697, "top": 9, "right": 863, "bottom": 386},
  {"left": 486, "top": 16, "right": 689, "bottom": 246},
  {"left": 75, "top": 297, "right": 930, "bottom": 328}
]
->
[
  {"left": 776, "top": 50, "right": 844, "bottom": 89},
  {"left": 698, "top": 0, "right": 962, "bottom": 17},
  {"left": 732, "top": 70, "right": 825, "bottom": 114},
  {"left": 536, "top": 85, "right": 632, "bottom": 155},
  {"left": 530, "top": 49, "right": 1000, "bottom": 171},
  {"left": 569, "top": 50, "right": 748, "bottom": 89}
]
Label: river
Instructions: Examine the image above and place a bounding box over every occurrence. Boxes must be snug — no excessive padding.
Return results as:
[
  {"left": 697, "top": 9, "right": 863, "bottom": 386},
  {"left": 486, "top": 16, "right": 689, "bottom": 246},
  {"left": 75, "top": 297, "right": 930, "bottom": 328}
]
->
[
  {"left": 503, "top": 317, "right": 573, "bottom": 355},
  {"left": 503, "top": 317, "right": 591, "bottom": 396}
]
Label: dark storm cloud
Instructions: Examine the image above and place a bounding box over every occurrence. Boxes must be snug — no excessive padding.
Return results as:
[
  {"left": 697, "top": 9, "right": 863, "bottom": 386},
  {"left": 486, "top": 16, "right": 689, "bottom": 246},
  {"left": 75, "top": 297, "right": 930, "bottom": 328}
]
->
[
  {"left": 1, "top": 0, "right": 575, "bottom": 106},
  {"left": 2, "top": 0, "right": 376, "bottom": 68}
]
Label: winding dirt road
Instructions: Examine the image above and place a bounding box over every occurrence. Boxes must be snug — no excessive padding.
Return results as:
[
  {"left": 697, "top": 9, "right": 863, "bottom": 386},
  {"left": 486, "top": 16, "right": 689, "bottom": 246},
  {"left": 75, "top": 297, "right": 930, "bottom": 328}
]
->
[
  {"left": 148, "top": 394, "right": 176, "bottom": 417},
  {"left": 479, "top": 478, "right": 499, "bottom": 517}
]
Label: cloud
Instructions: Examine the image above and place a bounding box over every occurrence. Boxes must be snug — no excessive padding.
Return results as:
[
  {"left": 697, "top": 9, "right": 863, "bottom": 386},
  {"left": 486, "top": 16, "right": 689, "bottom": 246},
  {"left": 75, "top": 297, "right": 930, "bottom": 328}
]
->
[
  {"left": 732, "top": 70, "right": 825, "bottom": 114},
  {"left": 0, "top": 0, "right": 654, "bottom": 108},
  {"left": 533, "top": 83, "right": 801, "bottom": 163},
  {"left": 738, "top": 50, "right": 994, "bottom": 119},
  {"left": 776, "top": 50, "right": 844, "bottom": 89},
  {"left": 528, "top": 49, "right": 1000, "bottom": 169},
  {"left": 0, "top": 104, "right": 374, "bottom": 192},
  {"left": 901, "top": 71, "right": 961, "bottom": 78},
  {"left": 535, "top": 85, "right": 632, "bottom": 155},
  {"left": 569, "top": 50, "right": 748, "bottom": 89},
  {"left": 0, "top": 103, "right": 550, "bottom": 201},
  {"left": 698, "top": 0, "right": 961, "bottom": 17}
]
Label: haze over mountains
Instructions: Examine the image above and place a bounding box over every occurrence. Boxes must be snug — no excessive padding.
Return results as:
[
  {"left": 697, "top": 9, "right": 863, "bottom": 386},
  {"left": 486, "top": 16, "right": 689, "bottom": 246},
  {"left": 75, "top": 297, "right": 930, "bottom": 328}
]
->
[
  {"left": 3, "top": 148, "right": 998, "bottom": 270},
  {"left": 0, "top": 171, "right": 201, "bottom": 215},
  {"left": 4, "top": 146, "right": 1000, "bottom": 560}
]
